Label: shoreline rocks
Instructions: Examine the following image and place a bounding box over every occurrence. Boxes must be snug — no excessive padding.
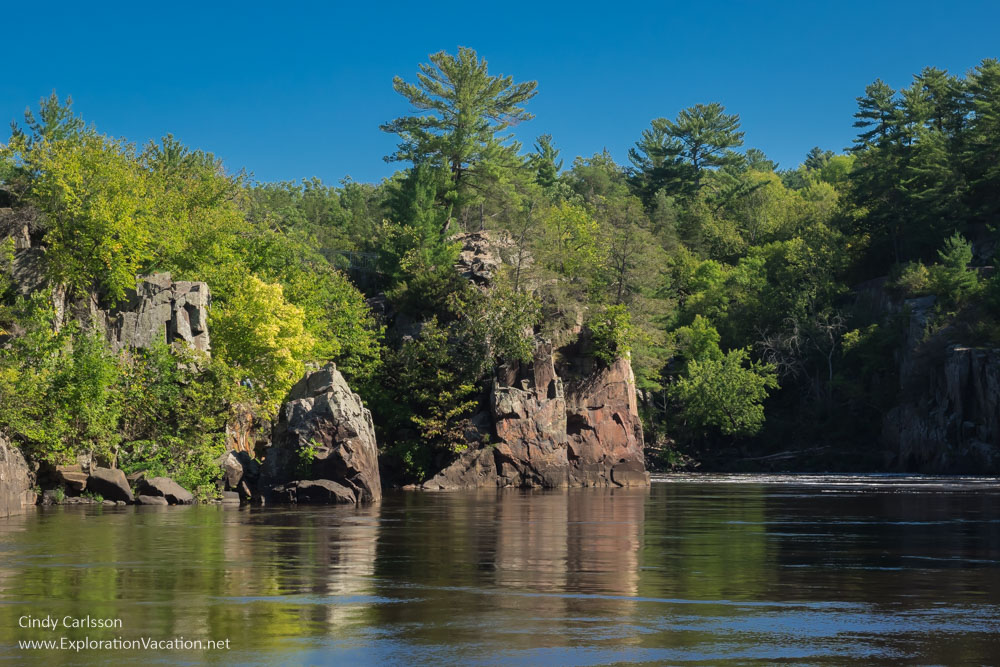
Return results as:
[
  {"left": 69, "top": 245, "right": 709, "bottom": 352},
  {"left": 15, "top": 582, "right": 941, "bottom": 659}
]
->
[
  {"left": 425, "top": 340, "right": 649, "bottom": 490},
  {"left": 1, "top": 435, "right": 36, "bottom": 517},
  {"left": 260, "top": 364, "right": 382, "bottom": 504},
  {"left": 85, "top": 467, "right": 135, "bottom": 504},
  {"left": 135, "top": 477, "right": 194, "bottom": 505}
]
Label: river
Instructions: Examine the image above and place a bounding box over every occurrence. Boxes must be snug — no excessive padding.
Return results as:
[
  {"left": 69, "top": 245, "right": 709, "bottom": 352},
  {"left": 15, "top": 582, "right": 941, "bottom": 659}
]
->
[{"left": 1, "top": 474, "right": 999, "bottom": 665}]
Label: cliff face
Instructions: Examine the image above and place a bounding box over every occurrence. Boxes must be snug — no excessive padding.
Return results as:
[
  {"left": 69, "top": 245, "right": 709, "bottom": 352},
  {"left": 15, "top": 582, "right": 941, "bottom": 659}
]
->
[
  {"left": 426, "top": 339, "right": 649, "bottom": 490},
  {"left": 884, "top": 345, "right": 1000, "bottom": 473},
  {"left": 3, "top": 206, "right": 210, "bottom": 354},
  {"left": 0, "top": 434, "right": 35, "bottom": 517},
  {"left": 883, "top": 296, "right": 1000, "bottom": 472}
]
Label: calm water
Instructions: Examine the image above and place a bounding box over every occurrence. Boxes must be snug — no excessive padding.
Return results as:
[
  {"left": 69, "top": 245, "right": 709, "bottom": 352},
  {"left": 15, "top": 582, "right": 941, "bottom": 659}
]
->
[{"left": 2, "top": 474, "right": 1000, "bottom": 665}]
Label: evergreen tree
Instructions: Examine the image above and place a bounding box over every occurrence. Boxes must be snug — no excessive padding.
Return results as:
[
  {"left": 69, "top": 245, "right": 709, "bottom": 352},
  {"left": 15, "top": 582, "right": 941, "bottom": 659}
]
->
[
  {"left": 851, "top": 80, "right": 900, "bottom": 149},
  {"left": 629, "top": 103, "right": 744, "bottom": 201},
  {"left": 380, "top": 47, "right": 538, "bottom": 229},
  {"left": 803, "top": 147, "right": 834, "bottom": 171},
  {"left": 530, "top": 134, "right": 562, "bottom": 188},
  {"left": 965, "top": 58, "right": 1000, "bottom": 224}
]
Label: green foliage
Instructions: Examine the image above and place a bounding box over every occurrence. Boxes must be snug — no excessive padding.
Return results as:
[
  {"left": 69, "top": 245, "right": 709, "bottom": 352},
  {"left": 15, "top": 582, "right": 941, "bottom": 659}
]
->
[
  {"left": 0, "top": 293, "right": 122, "bottom": 464},
  {"left": 117, "top": 342, "right": 240, "bottom": 496},
  {"left": 210, "top": 273, "right": 314, "bottom": 415},
  {"left": 379, "top": 316, "right": 479, "bottom": 458},
  {"left": 669, "top": 348, "right": 778, "bottom": 438},
  {"left": 381, "top": 47, "right": 538, "bottom": 222},
  {"left": 10, "top": 132, "right": 152, "bottom": 302},
  {"left": 4, "top": 53, "right": 999, "bottom": 479},
  {"left": 531, "top": 134, "right": 563, "bottom": 188},
  {"left": 888, "top": 261, "right": 932, "bottom": 298},
  {"left": 588, "top": 304, "right": 633, "bottom": 364},
  {"left": 629, "top": 102, "right": 744, "bottom": 202},
  {"left": 929, "top": 233, "right": 979, "bottom": 305},
  {"left": 670, "top": 315, "right": 723, "bottom": 369}
]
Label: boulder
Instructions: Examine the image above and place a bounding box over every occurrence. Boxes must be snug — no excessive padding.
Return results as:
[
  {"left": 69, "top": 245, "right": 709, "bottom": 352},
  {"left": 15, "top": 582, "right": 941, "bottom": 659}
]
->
[
  {"left": 221, "top": 491, "right": 241, "bottom": 504},
  {"left": 86, "top": 467, "right": 134, "bottom": 504},
  {"left": 0, "top": 435, "right": 36, "bottom": 517},
  {"left": 54, "top": 465, "right": 88, "bottom": 493},
  {"left": 425, "top": 447, "right": 499, "bottom": 490},
  {"left": 217, "top": 450, "right": 259, "bottom": 500},
  {"left": 269, "top": 480, "right": 356, "bottom": 504},
  {"left": 136, "top": 477, "right": 194, "bottom": 505},
  {"left": 136, "top": 495, "right": 169, "bottom": 506},
  {"left": 260, "top": 364, "right": 382, "bottom": 503}
]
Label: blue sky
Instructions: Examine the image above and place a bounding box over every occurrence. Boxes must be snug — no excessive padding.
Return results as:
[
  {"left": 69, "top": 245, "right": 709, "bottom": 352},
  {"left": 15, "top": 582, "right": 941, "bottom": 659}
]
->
[{"left": 2, "top": 1, "right": 997, "bottom": 185}]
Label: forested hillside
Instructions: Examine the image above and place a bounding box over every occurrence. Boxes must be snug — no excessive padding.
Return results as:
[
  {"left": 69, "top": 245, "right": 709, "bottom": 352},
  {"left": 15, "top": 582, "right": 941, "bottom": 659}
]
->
[{"left": 2, "top": 49, "right": 999, "bottom": 489}]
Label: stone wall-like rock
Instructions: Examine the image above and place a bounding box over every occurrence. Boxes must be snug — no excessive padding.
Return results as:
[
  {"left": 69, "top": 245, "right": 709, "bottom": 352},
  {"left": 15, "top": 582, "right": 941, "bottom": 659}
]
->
[
  {"left": 425, "top": 340, "right": 649, "bottom": 490},
  {"left": 104, "top": 273, "right": 210, "bottom": 353},
  {"left": 564, "top": 356, "right": 647, "bottom": 486},
  {"left": 884, "top": 345, "right": 1000, "bottom": 472},
  {"left": 883, "top": 296, "right": 1000, "bottom": 472},
  {"left": 261, "top": 364, "right": 382, "bottom": 503},
  {"left": 0, "top": 435, "right": 36, "bottom": 517}
]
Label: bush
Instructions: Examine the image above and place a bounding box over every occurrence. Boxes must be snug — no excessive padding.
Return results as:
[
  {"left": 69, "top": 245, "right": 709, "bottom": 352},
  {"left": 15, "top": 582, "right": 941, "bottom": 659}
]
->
[
  {"left": 668, "top": 347, "right": 778, "bottom": 438},
  {"left": 587, "top": 304, "right": 633, "bottom": 364}
]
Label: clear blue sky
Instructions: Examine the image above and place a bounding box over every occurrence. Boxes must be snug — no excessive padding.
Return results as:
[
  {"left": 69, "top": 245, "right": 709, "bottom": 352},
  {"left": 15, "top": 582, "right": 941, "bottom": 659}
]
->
[{"left": 3, "top": 1, "right": 998, "bottom": 185}]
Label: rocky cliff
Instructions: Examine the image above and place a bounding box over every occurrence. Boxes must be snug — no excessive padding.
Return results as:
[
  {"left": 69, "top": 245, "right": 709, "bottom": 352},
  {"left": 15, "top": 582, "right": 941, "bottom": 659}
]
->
[
  {"left": 0, "top": 434, "right": 35, "bottom": 517},
  {"left": 103, "top": 273, "right": 211, "bottom": 353},
  {"left": 3, "top": 204, "right": 210, "bottom": 354},
  {"left": 260, "top": 364, "right": 382, "bottom": 503},
  {"left": 425, "top": 339, "right": 649, "bottom": 490},
  {"left": 883, "top": 296, "right": 1000, "bottom": 472}
]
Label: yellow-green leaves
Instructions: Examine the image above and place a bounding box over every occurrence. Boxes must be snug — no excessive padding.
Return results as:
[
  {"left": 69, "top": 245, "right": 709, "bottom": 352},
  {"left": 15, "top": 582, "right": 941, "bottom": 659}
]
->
[
  {"left": 209, "top": 274, "right": 314, "bottom": 415},
  {"left": 20, "top": 134, "right": 152, "bottom": 303}
]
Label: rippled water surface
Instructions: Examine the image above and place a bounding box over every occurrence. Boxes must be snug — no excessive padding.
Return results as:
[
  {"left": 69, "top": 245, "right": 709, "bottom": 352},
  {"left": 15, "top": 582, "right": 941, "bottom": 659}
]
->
[{"left": 2, "top": 474, "right": 1000, "bottom": 665}]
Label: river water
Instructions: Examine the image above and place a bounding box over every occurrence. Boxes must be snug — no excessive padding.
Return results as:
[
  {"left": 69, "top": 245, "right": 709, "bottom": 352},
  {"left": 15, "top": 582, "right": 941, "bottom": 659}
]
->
[{"left": 2, "top": 474, "right": 1000, "bottom": 665}]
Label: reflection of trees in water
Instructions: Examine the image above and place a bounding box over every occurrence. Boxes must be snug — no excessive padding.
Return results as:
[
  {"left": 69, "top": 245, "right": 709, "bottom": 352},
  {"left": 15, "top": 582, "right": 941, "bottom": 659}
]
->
[
  {"left": 3, "top": 486, "right": 1000, "bottom": 664},
  {"left": 368, "top": 488, "right": 648, "bottom": 652}
]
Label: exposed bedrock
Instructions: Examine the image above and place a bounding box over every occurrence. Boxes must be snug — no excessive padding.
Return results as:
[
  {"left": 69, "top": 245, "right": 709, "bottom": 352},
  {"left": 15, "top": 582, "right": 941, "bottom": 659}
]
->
[
  {"left": 260, "top": 364, "right": 382, "bottom": 504},
  {"left": 425, "top": 340, "right": 649, "bottom": 490}
]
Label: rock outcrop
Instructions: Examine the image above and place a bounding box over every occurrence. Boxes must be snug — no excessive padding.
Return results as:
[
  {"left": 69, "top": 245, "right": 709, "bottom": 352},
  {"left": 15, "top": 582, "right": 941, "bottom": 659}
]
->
[
  {"left": 0, "top": 435, "right": 35, "bottom": 517},
  {"left": 3, "top": 203, "right": 209, "bottom": 355},
  {"left": 103, "top": 273, "right": 210, "bottom": 353},
  {"left": 261, "top": 364, "right": 382, "bottom": 504},
  {"left": 452, "top": 230, "right": 524, "bottom": 287},
  {"left": 425, "top": 340, "right": 649, "bottom": 490},
  {"left": 883, "top": 296, "right": 1000, "bottom": 472}
]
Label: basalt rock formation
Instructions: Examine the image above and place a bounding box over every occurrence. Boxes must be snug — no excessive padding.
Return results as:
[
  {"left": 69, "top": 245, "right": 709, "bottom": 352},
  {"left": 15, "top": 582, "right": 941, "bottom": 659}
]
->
[
  {"left": 0, "top": 434, "right": 36, "bottom": 517},
  {"left": 260, "top": 364, "right": 382, "bottom": 504},
  {"left": 425, "top": 339, "right": 649, "bottom": 490},
  {"left": 883, "top": 296, "right": 1000, "bottom": 472},
  {"left": 103, "top": 273, "right": 211, "bottom": 353},
  {"left": 3, "top": 203, "right": 210, "bottom": 354}
]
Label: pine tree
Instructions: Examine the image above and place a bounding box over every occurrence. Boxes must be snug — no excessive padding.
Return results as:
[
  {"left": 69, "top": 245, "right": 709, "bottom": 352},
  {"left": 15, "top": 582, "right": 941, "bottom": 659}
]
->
[
  {"left": 629, "top": 103, "right": 743, "bottom": 202},
  {"left": 965, "top": 58, "right": 1000, "bottom": 224},
  {"left": 380, "top": 47, "right": 537, "bottom": 229},
  {"left": 530, "top": 134, "right": 562, "bottom": 188},
  {"left": 851, "top": 80, "right": 900, "bottom": 149}
]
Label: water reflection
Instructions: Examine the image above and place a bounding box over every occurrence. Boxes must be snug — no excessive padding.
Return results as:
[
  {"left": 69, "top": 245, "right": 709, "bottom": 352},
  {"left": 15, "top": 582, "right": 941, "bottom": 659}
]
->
[{"left": 0, "top": 478, "right": 999, "bottom": 664}]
